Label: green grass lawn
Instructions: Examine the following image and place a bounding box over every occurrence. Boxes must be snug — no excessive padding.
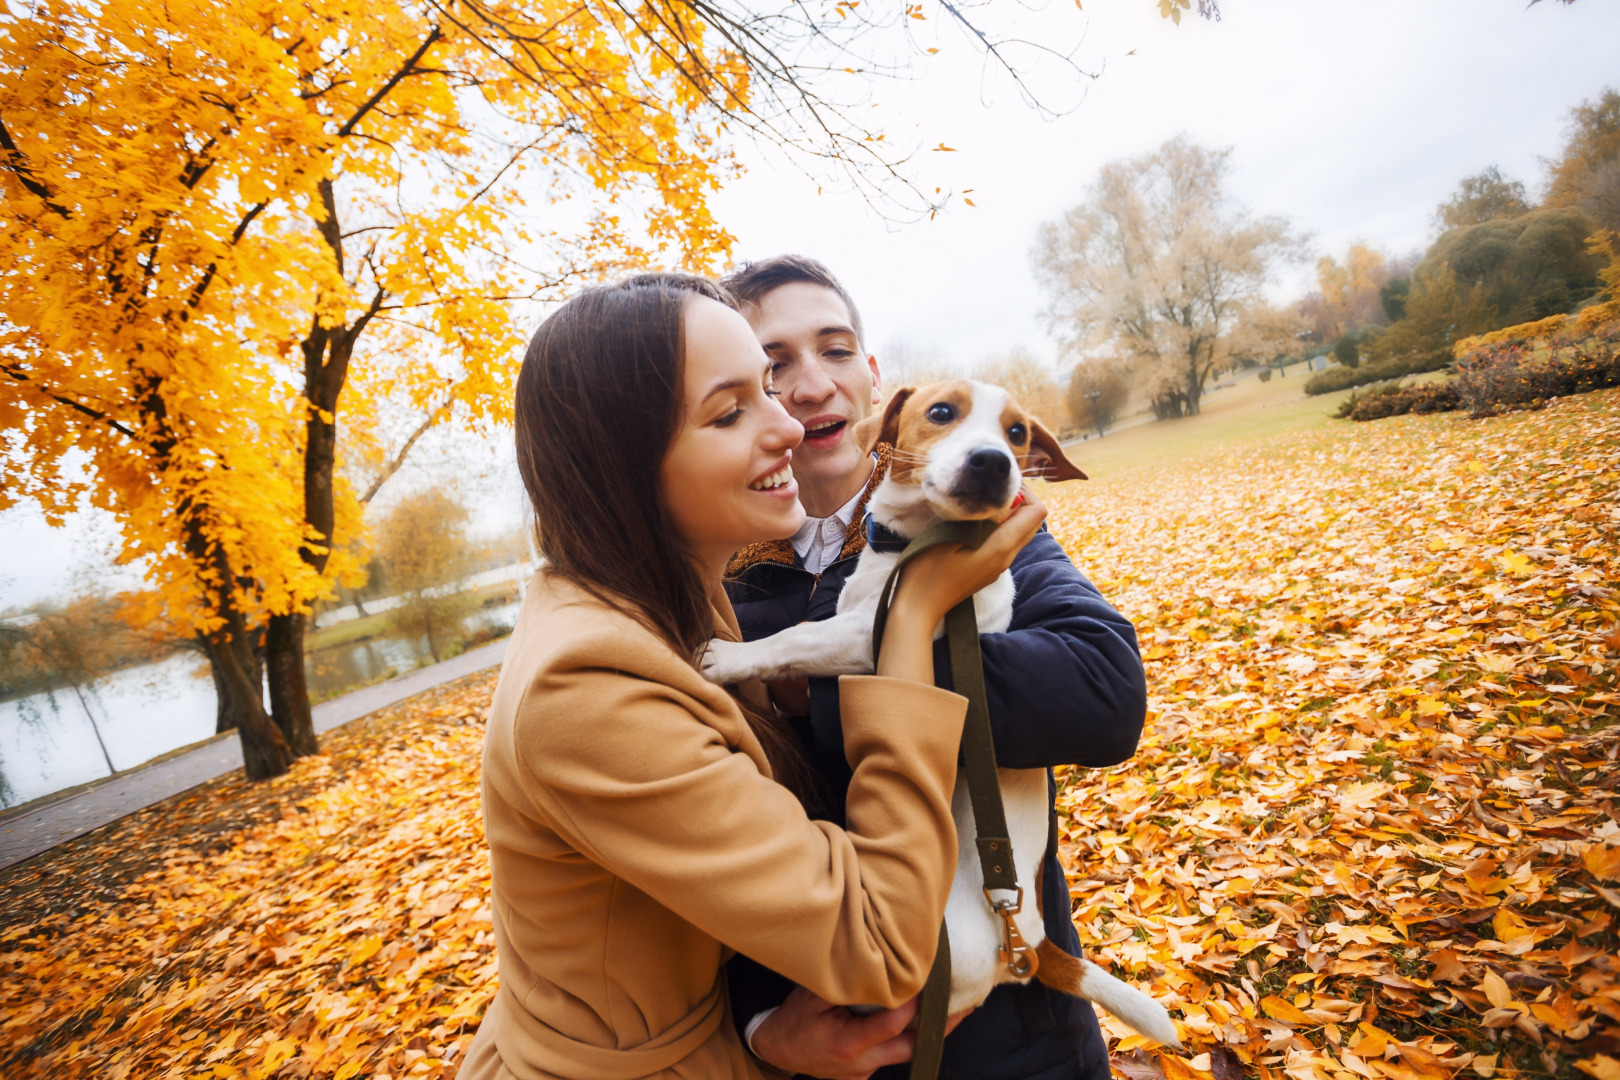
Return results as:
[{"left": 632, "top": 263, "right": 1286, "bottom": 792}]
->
[{"left": 1058, "top": 366, "right": 1446, "bottom": 479}]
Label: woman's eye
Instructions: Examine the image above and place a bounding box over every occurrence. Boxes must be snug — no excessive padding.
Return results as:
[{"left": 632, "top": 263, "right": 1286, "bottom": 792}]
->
[
  {"left": 927, "top": 402, "right": 956, "bottom": 423},
  {"left": 1008, "top": 423, "right": 1027, "bottom": 445},
  {"left": 714, "top": 407, "right": 743, "bottom": 428}
]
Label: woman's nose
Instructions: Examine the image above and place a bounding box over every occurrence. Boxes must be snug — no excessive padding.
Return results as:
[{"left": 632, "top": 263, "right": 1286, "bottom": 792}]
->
[{"left": 765, "top": 401, "right": 804, "bottom": 449}]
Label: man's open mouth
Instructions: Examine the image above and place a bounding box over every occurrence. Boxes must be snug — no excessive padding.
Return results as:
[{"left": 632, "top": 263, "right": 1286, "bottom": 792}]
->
[{"left": 803, "top": 418, "right": 846, "bottom": 441}]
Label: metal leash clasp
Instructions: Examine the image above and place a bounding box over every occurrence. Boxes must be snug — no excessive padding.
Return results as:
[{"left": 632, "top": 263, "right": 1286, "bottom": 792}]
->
[{"left": 985, "top": 887, "right": 1039, "bottom": 979}]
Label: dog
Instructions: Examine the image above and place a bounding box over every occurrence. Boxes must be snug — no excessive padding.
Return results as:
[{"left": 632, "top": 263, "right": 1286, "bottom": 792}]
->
[{"left": 702, "top": 379, "right": 1181, "bottom": 1046}]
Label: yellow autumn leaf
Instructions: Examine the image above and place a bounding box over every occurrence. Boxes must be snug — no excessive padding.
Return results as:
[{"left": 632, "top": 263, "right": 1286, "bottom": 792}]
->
[
  {"left": 1261, "top": 995, "right": 1312, "bottom": 1024},
  {"left": 1480, "top": 969, "right": 1517, "bottom": 1012},
  {"left": 1584, "top": 845, "right": 1620, "bottom": 882},
  {"left": 1492, "top": 908, "right": 1533, "bottom": 941},
  {"left": 1497, "top": 550, "right": 1535, "bottom": 577},
  {"left": 350, "top": 936, "right": 383, "bottom": 964}
]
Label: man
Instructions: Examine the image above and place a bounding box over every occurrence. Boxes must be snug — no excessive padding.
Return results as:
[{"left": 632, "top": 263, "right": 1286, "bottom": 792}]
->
[{"left": 721, "top": 255, "right": 1146, "bottom": 1080}]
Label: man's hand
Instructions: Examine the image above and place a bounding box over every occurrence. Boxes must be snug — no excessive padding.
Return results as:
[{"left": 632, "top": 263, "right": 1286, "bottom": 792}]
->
[
  {"left": 767, "top": 675, "right": 812, "bottom": 716},
  {"left": 750, "top": 987, "right": 970, "bottom": 1080}
]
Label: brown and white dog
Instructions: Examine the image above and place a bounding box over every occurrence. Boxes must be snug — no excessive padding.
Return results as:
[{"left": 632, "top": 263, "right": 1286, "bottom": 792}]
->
[{"left": 703, "top": 379, "right": 1180, "bottom": 1045}]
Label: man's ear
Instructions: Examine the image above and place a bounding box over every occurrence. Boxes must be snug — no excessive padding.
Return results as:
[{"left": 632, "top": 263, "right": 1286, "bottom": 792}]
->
[
  {"left": 855, "top": 387, "right": 913, "bottom": 454},
  {"left": 1026, "top": 420, "right": 1088, "bottom": 482}
]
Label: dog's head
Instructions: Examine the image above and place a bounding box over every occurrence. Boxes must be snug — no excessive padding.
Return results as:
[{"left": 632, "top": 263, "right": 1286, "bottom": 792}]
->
[{"left": 853, "top": 379, "right": 1086, "bottom": 521}]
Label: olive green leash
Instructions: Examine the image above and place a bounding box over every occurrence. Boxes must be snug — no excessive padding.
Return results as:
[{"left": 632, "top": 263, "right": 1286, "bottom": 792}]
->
[{"left": 870, "top": 520, "right": 1038, "bottom": 1080}]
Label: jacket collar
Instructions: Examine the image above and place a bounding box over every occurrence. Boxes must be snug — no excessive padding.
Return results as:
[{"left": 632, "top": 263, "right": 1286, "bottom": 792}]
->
[{"left": 726, "top": 443, "right": 893, "bottom": 578}]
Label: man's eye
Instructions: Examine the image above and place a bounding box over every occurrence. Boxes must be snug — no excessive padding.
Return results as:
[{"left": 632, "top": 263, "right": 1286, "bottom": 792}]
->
[
  {"left": 769, "top": 361, "right": 787, "bottom": 374},
  {"left": 825, "top": 349, "right": 853, "bottom": 360},
  {"left": 765, "top": 389, "right": 782, "bottom": 398},
  {"left": 1008, "top": 423, "right": 1027, "bottom": 445},
  {"left": 927, "top": 403, "right": 956, "bottom": 423}
]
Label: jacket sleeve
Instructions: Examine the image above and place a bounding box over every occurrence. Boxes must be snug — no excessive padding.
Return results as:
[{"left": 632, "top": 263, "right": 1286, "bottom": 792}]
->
[
  {"left": 515, "top": 669, "right": 966, "bottom": 1009},
  {"left": 930, "top": 527, "right": 1146, "bottom": 769}
]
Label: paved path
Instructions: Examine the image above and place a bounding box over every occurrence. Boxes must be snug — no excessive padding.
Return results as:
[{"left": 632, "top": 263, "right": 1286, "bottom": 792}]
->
[{"left": 0, "top": 639, "right": 509, "bottom": 870}]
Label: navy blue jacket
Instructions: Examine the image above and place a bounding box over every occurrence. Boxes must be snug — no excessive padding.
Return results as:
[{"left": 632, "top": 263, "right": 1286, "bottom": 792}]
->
[{"left": 723, "top": 518, "right": 1145, "bottom": 1080}]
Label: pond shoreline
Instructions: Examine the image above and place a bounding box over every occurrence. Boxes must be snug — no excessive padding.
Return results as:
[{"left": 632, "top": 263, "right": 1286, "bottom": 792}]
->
[{"left": 0, "top": 637, "right": 511, "bottom": 868}]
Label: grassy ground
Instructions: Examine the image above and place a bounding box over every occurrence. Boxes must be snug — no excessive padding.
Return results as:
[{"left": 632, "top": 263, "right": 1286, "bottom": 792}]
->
[{"left": 1063, "top": 368, "right": 1448, "bottom": 480}]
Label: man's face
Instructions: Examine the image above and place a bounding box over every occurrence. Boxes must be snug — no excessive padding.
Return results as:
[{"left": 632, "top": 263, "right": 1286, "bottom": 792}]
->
[{"left": 747, "top": 281, "right": 882, "bottom": 495}]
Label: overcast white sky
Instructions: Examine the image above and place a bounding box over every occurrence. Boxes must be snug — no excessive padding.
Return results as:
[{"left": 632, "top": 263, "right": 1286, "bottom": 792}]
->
[{"left": 4, "top": 0, "right": 1617, "bottom": 612}]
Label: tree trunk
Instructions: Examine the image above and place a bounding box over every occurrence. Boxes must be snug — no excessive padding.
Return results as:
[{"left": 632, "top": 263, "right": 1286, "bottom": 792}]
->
[
  {"left": 262, "top": 179, "right": 382, "bottom": 748},
  {"left": 208, "top": 630, "right": 265, "bottom": 735},
  {"left": 206, "top": 621, "right": 293, "bottom": 780},
  {"left": 267, "top": 612, "right": 320, "bottom": 756}
]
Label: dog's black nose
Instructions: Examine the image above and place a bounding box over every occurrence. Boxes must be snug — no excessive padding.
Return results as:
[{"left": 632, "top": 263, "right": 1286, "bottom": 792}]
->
[{"left": 967, "top": 450, "right": 1011, "bottom": 478}]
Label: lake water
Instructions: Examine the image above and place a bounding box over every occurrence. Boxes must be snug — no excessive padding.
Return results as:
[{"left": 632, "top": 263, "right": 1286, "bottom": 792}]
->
[{"left": 0, "top": 601, "right": 518, "bottom": 809}]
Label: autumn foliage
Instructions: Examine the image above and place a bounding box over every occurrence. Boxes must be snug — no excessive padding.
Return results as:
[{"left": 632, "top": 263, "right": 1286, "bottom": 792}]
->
[{"left": 2, "top": 388, "right": 1616, "bottom": 1079}]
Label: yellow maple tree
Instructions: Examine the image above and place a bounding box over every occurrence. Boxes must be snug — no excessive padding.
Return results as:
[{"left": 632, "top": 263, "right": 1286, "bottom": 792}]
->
[{"left": 4, "top": 0, "right": 777, "bottom": 777}]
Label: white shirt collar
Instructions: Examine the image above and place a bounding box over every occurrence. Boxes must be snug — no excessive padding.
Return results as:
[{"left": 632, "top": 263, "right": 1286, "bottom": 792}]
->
[{"left": 790, "top": 461, "right": 874, "bottom": 573}]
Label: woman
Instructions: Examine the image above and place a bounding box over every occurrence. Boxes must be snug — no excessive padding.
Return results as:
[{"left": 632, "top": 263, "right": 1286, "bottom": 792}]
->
[{"left": 463, "top": 274, "right": 1046, "bottom": 1079}]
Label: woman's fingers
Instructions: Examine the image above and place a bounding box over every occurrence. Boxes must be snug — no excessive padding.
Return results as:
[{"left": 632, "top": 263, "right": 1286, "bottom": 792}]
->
[{"left": 899, "top": 491, "right": 1048, "bottom": 614}]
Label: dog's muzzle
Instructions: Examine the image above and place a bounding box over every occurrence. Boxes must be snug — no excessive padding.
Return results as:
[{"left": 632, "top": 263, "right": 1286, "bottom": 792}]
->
[{"left": 949, "top": 449, "right": 1017, "bottom": 511}]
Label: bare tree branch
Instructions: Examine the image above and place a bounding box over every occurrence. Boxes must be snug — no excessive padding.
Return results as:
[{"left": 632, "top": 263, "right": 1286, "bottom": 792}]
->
[{"left": 360, "top": 400, "right": 451, "bottom": 504}]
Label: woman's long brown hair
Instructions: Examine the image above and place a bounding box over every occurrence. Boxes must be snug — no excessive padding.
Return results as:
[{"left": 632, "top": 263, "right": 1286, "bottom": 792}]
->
[{"left": 514, "top": 273, "right": 817, "bottom": 804}]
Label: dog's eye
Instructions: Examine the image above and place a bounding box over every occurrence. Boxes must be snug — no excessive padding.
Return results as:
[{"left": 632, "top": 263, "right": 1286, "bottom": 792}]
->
[
  {"left": 927, "top": 402, "right": 956, "bottom": 424},
  {"left": 1007, "top": 423, "right": 1027, "bottom": 445}
]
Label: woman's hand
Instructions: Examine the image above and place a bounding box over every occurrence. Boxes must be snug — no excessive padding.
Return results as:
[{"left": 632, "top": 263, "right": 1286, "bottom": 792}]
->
[
  {"left": 875, "top": 490, "right": 1046, "bottom": 683},
  {"left": 890, "top": 491, "right": 1047, "bottom": 626}
]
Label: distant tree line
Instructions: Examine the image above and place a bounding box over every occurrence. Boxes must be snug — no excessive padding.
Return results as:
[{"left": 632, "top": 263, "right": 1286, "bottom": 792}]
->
[
  {"left": 1303, "top": 87, "right": 1618, "bottom": 396},
  {"left": 1017, "top": 86, "right": 1619, "bottom": 416}
]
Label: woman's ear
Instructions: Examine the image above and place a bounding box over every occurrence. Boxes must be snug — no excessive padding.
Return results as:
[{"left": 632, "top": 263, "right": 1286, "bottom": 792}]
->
[
  {"left": 1027, "top": 420, "right": 1088, "bottom": 481},
  {"left": 856, "top": 387, "right": 914, "bottom": 454}
]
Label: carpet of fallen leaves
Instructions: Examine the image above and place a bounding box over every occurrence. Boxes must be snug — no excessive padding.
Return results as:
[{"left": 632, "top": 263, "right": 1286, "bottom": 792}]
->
[
  {"left": 0, "top": 674, "right": 498, "bottom": 1079},
  {"left": 1047, "top": 389, "right": 1620, "bottom": 1080},
  {"left": 1, "top": 391, "right": 1617, "bottom": 1080}
]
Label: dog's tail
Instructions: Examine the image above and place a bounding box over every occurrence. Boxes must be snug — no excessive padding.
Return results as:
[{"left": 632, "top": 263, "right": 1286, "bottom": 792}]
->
[{"left": 1034, "top": 940, "right": 1182, "bottom": 1049}]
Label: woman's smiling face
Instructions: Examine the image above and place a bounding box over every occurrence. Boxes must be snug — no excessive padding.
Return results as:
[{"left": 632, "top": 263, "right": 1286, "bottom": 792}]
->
[{"left": 660, "top": 296, "right": 806, "bottom": 573}]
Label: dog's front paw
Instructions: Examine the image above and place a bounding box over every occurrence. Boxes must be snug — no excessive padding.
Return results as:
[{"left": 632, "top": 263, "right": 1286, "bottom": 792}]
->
[{"left": 700, "top": 638, "right": 771, "bottom": 685}]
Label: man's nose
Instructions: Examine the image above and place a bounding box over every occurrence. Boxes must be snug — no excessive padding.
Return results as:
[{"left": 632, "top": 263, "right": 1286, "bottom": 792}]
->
[{"left": 789, "top": 356, "right": 836, "bottom": 404}]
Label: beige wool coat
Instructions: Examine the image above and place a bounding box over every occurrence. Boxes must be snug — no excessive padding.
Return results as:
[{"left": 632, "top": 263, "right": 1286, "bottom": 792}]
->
[{"left": 461, "top": 571, "right": 968, "bottom": 1080}]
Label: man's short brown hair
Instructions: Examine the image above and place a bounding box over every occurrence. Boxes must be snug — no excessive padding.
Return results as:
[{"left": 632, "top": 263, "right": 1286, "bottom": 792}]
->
[{"left": 721, "top": 255, "right": 866, "bottom": 350}]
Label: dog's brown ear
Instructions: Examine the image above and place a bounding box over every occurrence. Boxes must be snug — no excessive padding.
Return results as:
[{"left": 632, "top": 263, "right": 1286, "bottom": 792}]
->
[
  {"left": 1027, "top": 420, "right": 1088, "bottom": 482},
  {"left": 855, "top": 387, "right": 914, "bottom": 454}
]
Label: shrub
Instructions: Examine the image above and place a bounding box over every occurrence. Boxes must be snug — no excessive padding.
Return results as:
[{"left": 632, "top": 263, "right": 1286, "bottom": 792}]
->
[
  {"left": 1257, "top": 367, "right": 1273, "bottom": 383},
  {"left": 1332, "top": 335, "right": 1360, "bottom": 369},
  {"left": 1305, "top": 354, "right": 1434, "bottom": 395},
  {"left": 1453, "top": 319, "right": 1620, "bottom": 417},
  {"left": 1345, "top": 381, "right": 1462, "bottom": 421}
]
